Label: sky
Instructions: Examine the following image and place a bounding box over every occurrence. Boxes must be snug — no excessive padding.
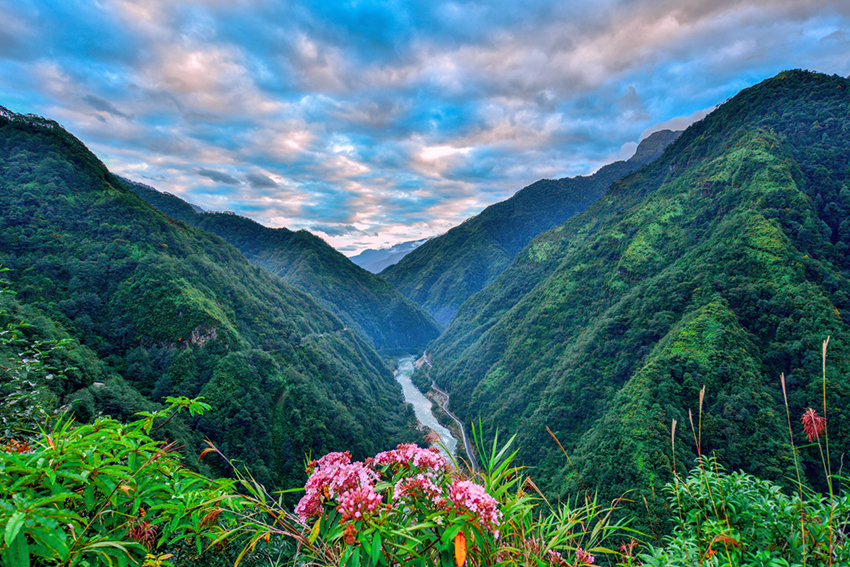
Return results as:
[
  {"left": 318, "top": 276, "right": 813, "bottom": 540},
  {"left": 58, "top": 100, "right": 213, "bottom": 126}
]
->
[{"left": 1, "top": 1, "right": 849, "bottom": 254}]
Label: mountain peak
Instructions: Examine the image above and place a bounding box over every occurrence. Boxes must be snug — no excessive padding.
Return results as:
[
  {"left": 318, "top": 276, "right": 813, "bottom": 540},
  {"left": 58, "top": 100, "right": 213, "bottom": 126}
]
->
[
  {"left": 380, "top": 127, "right": 681, "bottom": 325},
  {"left": 629, "top": 129, "right": 683, "bottom": 164}
]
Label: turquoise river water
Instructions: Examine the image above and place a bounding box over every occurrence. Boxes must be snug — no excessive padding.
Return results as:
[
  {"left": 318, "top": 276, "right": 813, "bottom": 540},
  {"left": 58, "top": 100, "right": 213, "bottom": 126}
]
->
[{"left": 393, "top": 356, "right": 458, "bottom": 460}]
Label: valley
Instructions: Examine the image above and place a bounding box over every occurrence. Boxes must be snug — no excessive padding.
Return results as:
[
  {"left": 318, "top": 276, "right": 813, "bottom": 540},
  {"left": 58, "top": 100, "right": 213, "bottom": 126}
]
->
[{"left": 3, "top": 68, "right": 850, "bottom": 565}]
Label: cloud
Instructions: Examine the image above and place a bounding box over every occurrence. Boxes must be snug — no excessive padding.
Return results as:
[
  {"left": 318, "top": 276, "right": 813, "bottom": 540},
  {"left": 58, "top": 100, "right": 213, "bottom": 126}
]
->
[
  {"left": 83, "top": 94, "right": 130, "bottom": 119},
  {"left": 309, "top": 224, "right": 364, "bottom": 236},
  {"left": 246, "top": 172, "right": 278, "bottom": 188},
  {"left": 2, "top": 0, "right": 848, "bottom": 253},
  {"left": 198, "top": 168, "right": 240, "bottom": 185}
]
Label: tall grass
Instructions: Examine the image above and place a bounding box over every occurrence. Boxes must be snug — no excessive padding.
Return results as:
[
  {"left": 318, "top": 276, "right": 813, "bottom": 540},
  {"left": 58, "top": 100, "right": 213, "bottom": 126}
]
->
[{"left": 640, "top": 337, "right": 848, "bottom": 566}]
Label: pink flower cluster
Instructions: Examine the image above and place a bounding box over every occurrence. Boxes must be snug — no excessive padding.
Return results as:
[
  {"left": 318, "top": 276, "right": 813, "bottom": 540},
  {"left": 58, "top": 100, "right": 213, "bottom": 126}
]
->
[
  {"left": 447, "top": 480, "right": 502, "bottom": 536},
  {"left": 546, "top": 549, "right": 567, "bottom": 566},
  {"left": 393, "top": 473, "right": 444, "bottom": 504},
  {"left": 295, "top": 451, "right": 379, "bottom": 523},
  {"left": 374, "top": 443, "right": 448, "bottom": 471},
  {"left": 295, "top": 444, "right": 504, "bottom": 547},
  {"left": 338, "top": 485, "right": 383, "bottom": 523},
  {"left": 525, "top": 537, "right": 568, "bottom": 566},
  {"left": 575, "top": 547, "right": 596, "bottom": 564}
]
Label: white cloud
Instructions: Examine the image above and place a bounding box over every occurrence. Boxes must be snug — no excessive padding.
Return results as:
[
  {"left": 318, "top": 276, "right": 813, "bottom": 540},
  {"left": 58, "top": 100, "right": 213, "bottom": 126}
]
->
[{"left": 3, "top": 0, "right": 849, "bottom": 253}]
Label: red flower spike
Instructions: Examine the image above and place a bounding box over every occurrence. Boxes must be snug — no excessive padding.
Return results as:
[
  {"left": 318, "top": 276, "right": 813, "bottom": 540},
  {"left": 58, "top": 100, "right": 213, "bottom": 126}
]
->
[{"left": 801, "top": 408, "right": 826, "bottom": 442}]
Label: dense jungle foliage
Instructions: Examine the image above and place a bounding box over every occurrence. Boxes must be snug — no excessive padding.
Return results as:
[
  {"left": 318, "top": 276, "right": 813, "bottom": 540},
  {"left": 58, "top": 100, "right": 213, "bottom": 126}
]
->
[
  {"left": 380, "top": 130, "right": 681, "bottom": 325},
  {"left": 422, "top": 70, "right": 850, "bottom": 523},
  {"left": 122, "top": 182, "right": 441, "bottom": 351},
  {"left": 0, "top": 107, "right": 422, "bottom": 491}
]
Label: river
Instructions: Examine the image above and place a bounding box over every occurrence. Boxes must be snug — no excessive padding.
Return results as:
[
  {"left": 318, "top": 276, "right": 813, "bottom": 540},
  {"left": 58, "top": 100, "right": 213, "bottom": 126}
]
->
[{"left": 393, "top": 356, "right": 458, "bottom": 460}]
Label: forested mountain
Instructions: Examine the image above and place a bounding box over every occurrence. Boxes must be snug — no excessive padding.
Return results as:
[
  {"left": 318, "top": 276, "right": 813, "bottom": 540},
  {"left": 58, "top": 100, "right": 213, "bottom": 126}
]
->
[
  {"left": 0, "top": 106, "right": 421, "bottom": 490},
  {"left": 348, "top": 237, "right": 431, "bottom": 273},
  {"left": 380, "top": 129, "right": 681, "bottom": 325},
  {"left": 422, "top": 70, "right": 850, "bottom": 514},
  {"left": 123, "top": 181, "right": 441, "bottom": 351}
]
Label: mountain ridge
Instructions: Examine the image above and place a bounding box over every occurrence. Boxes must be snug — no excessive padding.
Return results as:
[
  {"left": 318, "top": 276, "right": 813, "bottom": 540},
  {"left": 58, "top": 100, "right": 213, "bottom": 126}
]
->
[
  {"left": 421, "top": 70, "right": 850, "bottom": 514},
  {"left": 348, "top": 238, "right": 431, "bottom": 273},
  {"left": 122, "top": 180, "right": 442, "bottom": 351},
  {"left": 380, "top": 129, "right": 682, "bottom": 325},
  {"left": 0, "top": 106, "right": 421, "bottom": 490}
]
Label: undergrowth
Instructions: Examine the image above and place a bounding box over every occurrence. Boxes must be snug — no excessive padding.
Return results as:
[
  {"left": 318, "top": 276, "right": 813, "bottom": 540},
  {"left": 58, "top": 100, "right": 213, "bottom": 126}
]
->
[{"left": 1, "top": 295, "right": 846, "bottom": 567}]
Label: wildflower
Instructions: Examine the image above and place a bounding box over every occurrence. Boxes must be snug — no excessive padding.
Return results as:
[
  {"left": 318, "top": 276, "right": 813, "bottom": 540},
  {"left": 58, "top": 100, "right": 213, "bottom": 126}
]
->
[
  {"left": 338, "top": 485, "right": 383, "bottom": 523},
  {"left": 343, "top": 522, "right": 358, "bottom": 545},
  {"left": 374, "top": 443, "right": 448, "bottom": 471},
  {"left": 317, "top": 451, "right": 353, "bottom": 468},
  {"left": 546, "top": 549, "right": 567, "bottom": 566},
  {"left": 575, "top": 547, "right": 595, "bottom": 565},
  {"left": 295, "top": 453, "right": 378, "bottom": 523},
  {"left": 294, "top": 489, "right": 324, "bottom": 523},
  {"left": 200, "top": 507, "right": 224, "bottom": 528},
  {"left": 618, "top": 539, "right": 637, "bottom": 558},
  {"left": 447, "top": 480, "right": 502, "bottom": 536},
  {"left": 526, "top": 537, "right": 567, "bottom": 566},
  {"left": 127, "top": 517, "right": 158, "bottom": 550},
  {"left": 801, "top": 407, "right": 826, "bottom": 442},
  {"left": 393, "top": 472, "right": 443, "bottom": 504}
]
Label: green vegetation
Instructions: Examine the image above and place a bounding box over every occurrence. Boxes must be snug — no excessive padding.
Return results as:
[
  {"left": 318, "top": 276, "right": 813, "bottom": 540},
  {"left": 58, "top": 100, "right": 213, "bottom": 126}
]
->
[
  {"left": 4, "top": 385, "right": 847, "bottom": 566},
  {"left": 124, "top": 181, "right": 441, "bottom": 351},
  {"left": 0, "top": 108, "right": 422, "bottom": 494},
  {"left": 424, "top": 70, "right": 850, "bottom": 524},
  {"left": 380, "top": 130, "right": 681, "bottom": 325},
  {"left": 4, "top": 70, "right": 850, "bottom": 566},
  {"left": 2, "top": 287, "right": 848, "bottom": 565}
]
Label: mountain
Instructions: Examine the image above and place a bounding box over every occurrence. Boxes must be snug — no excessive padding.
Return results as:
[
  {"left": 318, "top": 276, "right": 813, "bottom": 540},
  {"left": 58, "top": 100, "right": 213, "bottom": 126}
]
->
[
  {"left": 348, "top": 238, "right": 431, "bottom": 273},
  {"left": 0, "top": 106, "right": 421, "bottom": 489},
  {"left": 380, "top": 129, "right": 682, "bottom": 325},
  {"left": 122, "top": 181, "right": 442, "bottom": 351},
  {"left": 422, "top": 70, "right": 850, "bottom": 515}
]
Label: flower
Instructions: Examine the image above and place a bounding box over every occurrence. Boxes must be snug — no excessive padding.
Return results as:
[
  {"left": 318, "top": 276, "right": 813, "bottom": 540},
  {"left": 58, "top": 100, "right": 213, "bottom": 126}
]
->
[
  {"left": 338, "top": 485, "right": 383, "bottom": 523},
  {"left": 393, "top": 472, "right": 443, "bottom": 504},
  {"left": 575, "top": 547, "right": 595, "bottom": 565},
  {"left": 546, "top": 549, "right": 567, "bottom": 566},
  {"left": 447, "top": 480, "right": 502, "bottom": 536},
  {"left": 374, "top": 443, "right": 448, "bottom": 471},
  {"left": 618, "top": 539, "right": 637, "bottom": 558},
  {"left": 295, "top": 453, "right": 379, "bottom": 523},
  {"left": 801, "top": 407, "right": 826, "bottom": 442},
  {"left": 127, "top": 517, "right": 157, "bottom": 550}
]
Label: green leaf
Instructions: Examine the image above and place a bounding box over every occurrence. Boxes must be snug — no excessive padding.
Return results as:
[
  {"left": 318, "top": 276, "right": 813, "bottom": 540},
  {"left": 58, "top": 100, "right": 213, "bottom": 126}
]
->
[
  {"left": 309, "top": 515, "right": 322, "bottom": 545},
  {"left": 4, "top": 511, "right": 25, "bottom": 546},
  {"left": 370, "top": 531, "right": 383, "bottom": 565},
  {"left": 28, "top": 526, "right": 70, "bottom": 561},
  {"left": 83, "top": 483, "right": 96, "bottom": 511},
  {"left": 1, "top": 531, "right": 29, "bottom": 567},
  {"left": 344, "top": 546, "right": 361, "bottom": 567}
]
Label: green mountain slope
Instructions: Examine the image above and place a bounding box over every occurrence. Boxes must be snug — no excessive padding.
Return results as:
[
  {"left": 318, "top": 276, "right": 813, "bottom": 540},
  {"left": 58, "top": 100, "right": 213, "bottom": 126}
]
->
[
  {"left": 123, "top": 182, "right": 441, "bottom": 351},
  {"left": 380, "top": 129, "right": 681, "bottom": 325},
  {"left": 424, "top": 70, "right": 850, "bottom": 512},
  {"left": 0, "top": 107, "right": 421, "bottom": 489}
]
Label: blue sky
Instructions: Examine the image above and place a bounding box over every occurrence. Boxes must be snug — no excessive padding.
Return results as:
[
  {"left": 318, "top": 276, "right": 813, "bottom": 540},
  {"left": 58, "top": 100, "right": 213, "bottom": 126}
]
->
[{"left": 1, "top": 0, "right": 849, "bottom": 254}]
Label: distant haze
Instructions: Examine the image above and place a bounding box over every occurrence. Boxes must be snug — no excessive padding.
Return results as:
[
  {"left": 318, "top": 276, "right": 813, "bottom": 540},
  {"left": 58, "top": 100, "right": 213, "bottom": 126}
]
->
[{"left": 349, "top": 238, "right": 432, "bottom": 273}]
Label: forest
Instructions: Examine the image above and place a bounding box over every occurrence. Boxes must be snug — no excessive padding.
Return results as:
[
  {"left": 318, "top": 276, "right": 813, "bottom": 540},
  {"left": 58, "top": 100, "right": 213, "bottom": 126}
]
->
[
  {"left": 2, "top": 70, "right": 850, "bottom": 566},
  {"left": 422, "top": 70, "right": 850, "bottom": 523},
  {"left": 0, "top": 108, "right": 422, "bottom": 494}
]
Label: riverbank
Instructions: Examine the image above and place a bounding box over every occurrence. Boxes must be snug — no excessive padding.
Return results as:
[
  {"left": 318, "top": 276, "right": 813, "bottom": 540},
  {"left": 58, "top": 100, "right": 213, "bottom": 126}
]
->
[
  {"left": 414, "top": 354, "right": 478, "bottom": 473},
  {"left": 392, "top": 356, "right": 458, "bottom": 461}
]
